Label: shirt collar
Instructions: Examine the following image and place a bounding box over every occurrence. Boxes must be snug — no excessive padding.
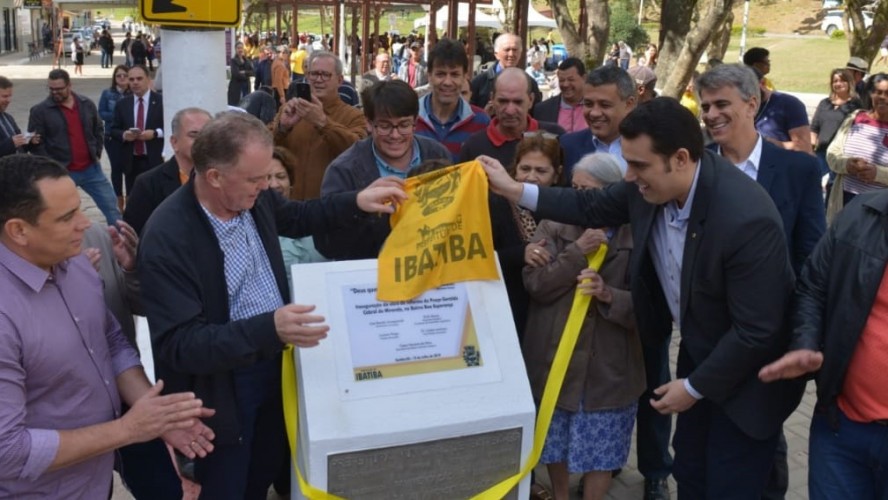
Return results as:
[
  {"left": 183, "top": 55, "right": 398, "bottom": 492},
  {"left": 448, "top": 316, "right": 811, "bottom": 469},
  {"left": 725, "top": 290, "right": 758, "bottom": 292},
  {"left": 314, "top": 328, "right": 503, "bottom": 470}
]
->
[
  {"left": 486, "top": 117, "right": 540, "bottom": 147},
  {"left": 665, "top": 160, "right": 702, "bottom": 224},
  {"left": 592, "top": 134, "right": 619, "bottom": 149},
  {"left": 0, "top": 240, "right": 68, "bottom": 292},
  {"left": 372, "top": 139, "right": 422, "bottom": 178},
  {"left": 716, "top": 134, "right": 763, "bottom": 177}
]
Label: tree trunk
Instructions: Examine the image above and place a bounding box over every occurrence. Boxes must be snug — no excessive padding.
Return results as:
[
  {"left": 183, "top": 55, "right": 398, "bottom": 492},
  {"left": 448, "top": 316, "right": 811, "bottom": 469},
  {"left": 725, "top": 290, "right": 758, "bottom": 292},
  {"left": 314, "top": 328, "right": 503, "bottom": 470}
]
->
[
  {"left": 706, "top": 10, "right": 733, "bottom": 64},
  {"left": 548, "top": 0, "right": 608, "bottom": 66},
  {"left": 549, "top": 0, "right": 586, "bottom": 59},
  {"left": 845, "top": 0, "right": 888, "bottom": 71},
  {"left": 656, "top": 0, "right": 698, "bottom": 81},
  {"left": 659, "top": 0, "right": 735, "bottom": 98},
  {"left": 587, "top": 0, "right": 610, "bottom": 67},
  {"left": 501, "top": 0, "right": 515, "bottom": 33}
]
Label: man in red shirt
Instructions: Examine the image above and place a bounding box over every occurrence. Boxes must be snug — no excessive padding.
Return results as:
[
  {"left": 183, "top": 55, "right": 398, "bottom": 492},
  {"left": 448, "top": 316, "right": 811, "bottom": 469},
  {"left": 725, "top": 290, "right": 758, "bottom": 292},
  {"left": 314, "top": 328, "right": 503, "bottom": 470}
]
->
[
  {"left": 28, "top": 69, "right": 121, "bottom": 224},
  {"left": 762, "top": 190, "right": 888, "bottom": 498}
]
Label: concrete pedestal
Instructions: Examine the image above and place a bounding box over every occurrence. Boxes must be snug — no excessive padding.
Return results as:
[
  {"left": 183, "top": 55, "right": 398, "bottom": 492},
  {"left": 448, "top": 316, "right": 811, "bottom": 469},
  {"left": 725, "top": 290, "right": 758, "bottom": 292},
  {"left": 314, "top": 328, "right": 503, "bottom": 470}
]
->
[{"left": 290, "top": 259, "right": 534, "bottom": 499}]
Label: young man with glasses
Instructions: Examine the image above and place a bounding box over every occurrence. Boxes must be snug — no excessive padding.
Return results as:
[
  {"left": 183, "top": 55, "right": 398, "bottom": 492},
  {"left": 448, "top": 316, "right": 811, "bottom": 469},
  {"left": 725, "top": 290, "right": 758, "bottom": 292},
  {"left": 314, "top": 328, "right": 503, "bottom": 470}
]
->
[
  {"left": 28, "top": 69, "right": 121, "bottom": 224},
  {"left": 316, "top": 80, "right": 451, "bottom": 261},
  {"left": 272, "top": 51, "right": 367, "bottom": 200}
]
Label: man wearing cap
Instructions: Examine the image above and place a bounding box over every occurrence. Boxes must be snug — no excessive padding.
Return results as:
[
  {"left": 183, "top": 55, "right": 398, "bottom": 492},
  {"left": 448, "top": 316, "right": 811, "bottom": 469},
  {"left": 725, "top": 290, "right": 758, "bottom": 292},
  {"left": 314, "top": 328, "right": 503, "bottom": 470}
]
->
[
  {"left": 398, "top": 42, "right": 428, "bottom": 89},
  {"left": 532, "top": 57, "right": 587, "bottom": 133},
  {"left": 628, "top": 65, "right": 657, "bottom": 103},
  {"left": 846, "top": 56, "right": 869, "bottom": 95}
]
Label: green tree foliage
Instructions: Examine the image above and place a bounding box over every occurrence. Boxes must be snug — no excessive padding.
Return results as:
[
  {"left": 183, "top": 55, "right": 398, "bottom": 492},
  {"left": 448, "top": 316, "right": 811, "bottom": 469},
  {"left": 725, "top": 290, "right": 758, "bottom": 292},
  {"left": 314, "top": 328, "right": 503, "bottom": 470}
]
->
[{"left": 608, "top": 0, "right": 649, "bottom": 49}]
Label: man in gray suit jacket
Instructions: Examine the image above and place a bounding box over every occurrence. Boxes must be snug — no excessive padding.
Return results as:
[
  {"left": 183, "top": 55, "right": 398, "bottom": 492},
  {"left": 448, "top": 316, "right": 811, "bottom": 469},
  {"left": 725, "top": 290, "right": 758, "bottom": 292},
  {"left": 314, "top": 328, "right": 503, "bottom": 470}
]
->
[{"left": 479, "top": 98, "right": 805, "bottom": 499}]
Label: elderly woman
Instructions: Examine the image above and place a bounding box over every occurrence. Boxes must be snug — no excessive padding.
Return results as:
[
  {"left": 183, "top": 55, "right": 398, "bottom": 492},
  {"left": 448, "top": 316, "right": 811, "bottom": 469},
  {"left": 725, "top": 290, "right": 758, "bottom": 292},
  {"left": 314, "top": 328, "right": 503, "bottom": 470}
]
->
[
  {"left": 523, "top": 153, "right": 644, "bottom": 500},
  {"left": 826, "top": 73, "right": 888, "bottom": 222}
]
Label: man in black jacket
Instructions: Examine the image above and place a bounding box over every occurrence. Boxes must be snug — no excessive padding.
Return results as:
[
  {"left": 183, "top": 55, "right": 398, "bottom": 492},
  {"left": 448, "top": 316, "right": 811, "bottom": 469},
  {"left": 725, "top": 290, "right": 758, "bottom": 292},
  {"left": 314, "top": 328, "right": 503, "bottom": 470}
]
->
[
  {"left": 28, "top": 69, "right": 121, "bottom": 224},
  {"left": 761, "top": 191, "right": 888, "bottom": 500},
  {"left": 480, "top": 98, "right": 804, "bottom": 499},
  {"left": 138, "top": 111, "right": 404, "bottom": 498},
  {"left": 470, "top": 33, "right": 542, "bottom": 111}
]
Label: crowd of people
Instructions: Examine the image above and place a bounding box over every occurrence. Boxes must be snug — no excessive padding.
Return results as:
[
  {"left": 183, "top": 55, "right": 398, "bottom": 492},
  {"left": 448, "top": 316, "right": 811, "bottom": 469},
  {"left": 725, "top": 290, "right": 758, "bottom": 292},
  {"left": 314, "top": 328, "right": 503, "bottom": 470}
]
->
[{"left": 0, "top": 28, "right": 886, "bottom": 500}]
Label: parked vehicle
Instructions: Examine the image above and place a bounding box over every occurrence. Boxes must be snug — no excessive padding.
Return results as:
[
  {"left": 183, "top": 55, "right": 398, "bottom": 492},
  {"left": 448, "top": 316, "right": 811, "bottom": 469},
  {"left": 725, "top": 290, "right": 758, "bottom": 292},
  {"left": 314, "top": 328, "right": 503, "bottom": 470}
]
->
[{"left": 821, "top": 9, "right": 874, "bottom": 35}]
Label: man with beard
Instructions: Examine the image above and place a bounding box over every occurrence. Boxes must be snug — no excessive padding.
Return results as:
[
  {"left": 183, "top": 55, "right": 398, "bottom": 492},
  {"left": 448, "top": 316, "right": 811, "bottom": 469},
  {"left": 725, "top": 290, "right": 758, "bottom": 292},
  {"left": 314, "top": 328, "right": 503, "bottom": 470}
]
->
[{"left": 28, "top": 69, "right": 121, "bottom": 224}]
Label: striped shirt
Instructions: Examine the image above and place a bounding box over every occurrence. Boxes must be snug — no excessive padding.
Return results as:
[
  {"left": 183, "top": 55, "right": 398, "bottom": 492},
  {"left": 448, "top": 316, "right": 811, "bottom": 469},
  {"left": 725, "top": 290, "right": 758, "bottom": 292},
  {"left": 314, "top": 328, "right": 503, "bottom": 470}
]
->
[{"left": 842, "top": 112, "right": 888, "bottom": 194}]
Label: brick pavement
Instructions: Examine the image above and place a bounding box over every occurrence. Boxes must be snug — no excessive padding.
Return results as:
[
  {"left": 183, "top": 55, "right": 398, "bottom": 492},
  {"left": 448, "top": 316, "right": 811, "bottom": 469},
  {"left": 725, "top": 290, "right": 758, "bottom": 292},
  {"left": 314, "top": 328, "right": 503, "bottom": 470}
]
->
[{"left": 0, "top": 45, "right": 818, "bottom": 499}]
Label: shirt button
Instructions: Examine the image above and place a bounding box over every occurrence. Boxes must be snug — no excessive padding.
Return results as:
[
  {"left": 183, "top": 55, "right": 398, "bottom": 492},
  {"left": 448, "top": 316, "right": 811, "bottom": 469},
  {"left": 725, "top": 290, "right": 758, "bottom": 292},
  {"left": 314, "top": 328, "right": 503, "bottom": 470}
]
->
[
  {"left": 104, "top": 379, "right": 110, "bottom": 385},
  {"left": 89, "top": 348, "right": 94, "bottom": 354}
]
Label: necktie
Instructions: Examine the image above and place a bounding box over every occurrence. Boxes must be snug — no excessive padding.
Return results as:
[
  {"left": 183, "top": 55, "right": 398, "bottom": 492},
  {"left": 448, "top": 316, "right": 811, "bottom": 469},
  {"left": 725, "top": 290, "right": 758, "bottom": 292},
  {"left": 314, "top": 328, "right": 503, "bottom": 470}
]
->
[
  {"left": 0, "top": 114, "right": 15, "bottom": 138},
  {"left": 135, "top": 97, "right": 146, "bottom": 156}
]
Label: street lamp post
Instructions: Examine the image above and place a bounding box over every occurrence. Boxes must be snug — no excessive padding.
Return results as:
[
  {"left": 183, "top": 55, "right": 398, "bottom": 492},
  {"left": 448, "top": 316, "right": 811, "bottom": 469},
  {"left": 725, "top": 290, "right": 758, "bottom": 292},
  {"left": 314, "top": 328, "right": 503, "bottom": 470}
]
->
[{"left": 739, "top": 0, "right": 750, "bottom": 60}]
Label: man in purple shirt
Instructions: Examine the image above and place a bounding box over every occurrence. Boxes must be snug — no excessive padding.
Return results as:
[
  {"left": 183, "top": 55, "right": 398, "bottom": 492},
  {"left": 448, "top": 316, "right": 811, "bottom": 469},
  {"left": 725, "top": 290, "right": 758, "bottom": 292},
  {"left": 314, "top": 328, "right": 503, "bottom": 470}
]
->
[{"left": 0, "top": 154, "right": 214, "bottom": 497}]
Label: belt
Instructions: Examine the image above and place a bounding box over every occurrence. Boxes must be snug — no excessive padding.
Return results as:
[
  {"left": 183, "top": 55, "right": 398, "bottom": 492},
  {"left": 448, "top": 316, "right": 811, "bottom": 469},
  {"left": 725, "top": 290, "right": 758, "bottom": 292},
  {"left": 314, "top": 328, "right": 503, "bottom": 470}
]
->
[{"left": 874, "top": 419, "right": 888, "bottom": 426}]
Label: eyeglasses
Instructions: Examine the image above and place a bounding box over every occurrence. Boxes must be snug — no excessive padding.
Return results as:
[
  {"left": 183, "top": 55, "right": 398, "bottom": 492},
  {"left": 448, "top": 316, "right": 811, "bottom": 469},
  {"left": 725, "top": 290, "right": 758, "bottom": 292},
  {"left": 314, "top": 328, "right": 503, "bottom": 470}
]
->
[
  {"left": 307, "top": 70, "right": 334, "bottom": 81},
  {"left": 373, "top": 121, "right": 414, "bottom": 136},
  {"left": 48, "top": 85, "right": 68, "bottom": 93}
]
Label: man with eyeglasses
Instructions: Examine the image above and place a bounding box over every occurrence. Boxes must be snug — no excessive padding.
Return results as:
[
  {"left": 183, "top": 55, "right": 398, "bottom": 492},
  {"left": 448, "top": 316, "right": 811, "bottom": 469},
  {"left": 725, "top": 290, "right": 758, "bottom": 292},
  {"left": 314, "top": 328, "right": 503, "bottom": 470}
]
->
[
  {"left": 124, "top": 107, "right": 212, "bottom": 235},
  {"left": 316, "top": 80, "right": 451, "bottom": 260},
  {"left": 458, "top": 67, "right": 564, "bottom": 168},
  {"left": 272, "top": 50, "right": 367, "bottom": 200},
  {"left": 28, "top": 69, "right": 122, "bottom": 224}
]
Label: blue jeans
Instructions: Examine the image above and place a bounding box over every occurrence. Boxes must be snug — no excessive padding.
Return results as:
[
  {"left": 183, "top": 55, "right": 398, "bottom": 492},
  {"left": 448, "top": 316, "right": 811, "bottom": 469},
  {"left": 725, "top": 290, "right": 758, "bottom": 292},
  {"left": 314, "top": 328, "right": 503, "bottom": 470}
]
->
[
  {"left": 101, "top": 49, "right": 111, "bottom": 68},
  {"left": 68, "top": 162, "right": 122, "bottom": 224},
  {"left": 104, "top": 136, "right": 124, "bottom": 196},
  {"left": 809, "top": 409, "right": 888, "bottom": 500}
]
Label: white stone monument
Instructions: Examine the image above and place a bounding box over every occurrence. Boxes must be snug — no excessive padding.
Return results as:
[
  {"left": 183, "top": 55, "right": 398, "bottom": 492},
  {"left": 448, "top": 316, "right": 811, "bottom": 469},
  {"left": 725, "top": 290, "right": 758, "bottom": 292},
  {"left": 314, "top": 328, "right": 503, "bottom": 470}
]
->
[{"left": 289, "top": 259, "right": 535, "bottom": 499}]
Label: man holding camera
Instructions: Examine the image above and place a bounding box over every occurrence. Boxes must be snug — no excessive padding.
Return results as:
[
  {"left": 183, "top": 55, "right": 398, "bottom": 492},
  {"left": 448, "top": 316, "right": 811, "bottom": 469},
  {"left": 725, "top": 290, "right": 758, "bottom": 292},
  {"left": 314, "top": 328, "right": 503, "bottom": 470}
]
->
[{"left": 272, "top": 51, "right": 367, "bottom": 200}]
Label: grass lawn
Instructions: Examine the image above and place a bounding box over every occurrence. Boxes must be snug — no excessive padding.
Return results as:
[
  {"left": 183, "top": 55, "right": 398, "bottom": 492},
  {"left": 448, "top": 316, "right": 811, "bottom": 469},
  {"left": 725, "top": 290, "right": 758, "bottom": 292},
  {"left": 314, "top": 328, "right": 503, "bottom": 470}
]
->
[{"left": 722, "top": 34, "right": 850, "bottom": 94}]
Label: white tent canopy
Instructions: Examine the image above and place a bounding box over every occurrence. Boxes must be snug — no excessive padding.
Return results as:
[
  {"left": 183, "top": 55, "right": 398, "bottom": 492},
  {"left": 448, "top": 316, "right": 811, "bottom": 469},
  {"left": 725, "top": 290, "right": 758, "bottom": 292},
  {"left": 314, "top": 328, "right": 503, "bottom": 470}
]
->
[
  {"left": 413, "top": 4, "right": 503, "bottom": 30},
  {"left": 486, "top": 0, "right": 558, "bottom": 29}
]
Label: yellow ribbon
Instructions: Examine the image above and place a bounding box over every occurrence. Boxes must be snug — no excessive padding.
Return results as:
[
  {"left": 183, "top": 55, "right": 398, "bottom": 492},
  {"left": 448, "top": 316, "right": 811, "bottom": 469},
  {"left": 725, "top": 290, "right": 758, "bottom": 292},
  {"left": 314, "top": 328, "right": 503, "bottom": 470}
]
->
[{"left": 281, "top": 244, "right": 609, "bottom": 499}]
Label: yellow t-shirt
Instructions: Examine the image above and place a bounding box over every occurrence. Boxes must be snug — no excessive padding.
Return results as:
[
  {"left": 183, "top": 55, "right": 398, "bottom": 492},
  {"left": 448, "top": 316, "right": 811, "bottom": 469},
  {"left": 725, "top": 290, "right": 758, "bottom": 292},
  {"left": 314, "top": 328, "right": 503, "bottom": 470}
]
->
[{"left": 291, "top": 49, "right": 307, "bottom": 75}]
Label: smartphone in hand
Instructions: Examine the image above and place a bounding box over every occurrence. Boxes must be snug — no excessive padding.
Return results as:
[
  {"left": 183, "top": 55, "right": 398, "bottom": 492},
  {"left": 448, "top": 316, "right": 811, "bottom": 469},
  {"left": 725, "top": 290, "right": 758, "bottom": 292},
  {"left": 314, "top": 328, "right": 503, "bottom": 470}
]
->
[{"left": 295, "top": 82, "right": 311, "bottom": 102}]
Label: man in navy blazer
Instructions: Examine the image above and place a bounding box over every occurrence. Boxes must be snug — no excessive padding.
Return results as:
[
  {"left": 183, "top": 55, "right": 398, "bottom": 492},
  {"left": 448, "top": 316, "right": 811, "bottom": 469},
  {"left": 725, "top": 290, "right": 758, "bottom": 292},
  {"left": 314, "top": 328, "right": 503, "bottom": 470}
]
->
[
  {"left": 559, "top": 66, "right": 637, "bottom": 181},
  {"left": 699, "top": 64, "right": 825, "bottom": 276},
  {"left": 111, "top": 64, "right": 164, "bottom": 195},
  {"left": 699, "top": 63, "right": 825, "bottom": 499},
  {"left": 480, "top": 98, "right": 805, "bottom": 499}
]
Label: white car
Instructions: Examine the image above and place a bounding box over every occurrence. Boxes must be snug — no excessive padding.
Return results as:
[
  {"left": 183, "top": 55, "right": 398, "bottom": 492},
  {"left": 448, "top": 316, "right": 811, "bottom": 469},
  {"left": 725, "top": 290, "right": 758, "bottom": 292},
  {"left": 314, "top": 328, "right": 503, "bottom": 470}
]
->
[{"left": 821, "top": 9, "right": 874, "bottom": 35}]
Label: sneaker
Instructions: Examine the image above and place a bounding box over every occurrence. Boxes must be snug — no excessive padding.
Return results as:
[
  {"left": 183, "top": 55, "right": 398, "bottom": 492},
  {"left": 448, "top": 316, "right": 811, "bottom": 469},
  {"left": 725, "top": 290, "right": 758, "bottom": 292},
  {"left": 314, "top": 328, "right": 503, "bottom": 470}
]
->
[{"left": 644, "top": 477, "right": 670, "bottom": 500}]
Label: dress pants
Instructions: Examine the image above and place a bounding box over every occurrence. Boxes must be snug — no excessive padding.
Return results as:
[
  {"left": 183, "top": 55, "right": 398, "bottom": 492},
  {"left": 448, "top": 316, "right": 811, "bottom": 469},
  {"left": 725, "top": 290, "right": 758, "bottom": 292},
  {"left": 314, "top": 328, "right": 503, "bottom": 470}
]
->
[
  {"left": 194, "top": 358, "right": 289, "bottom": 500},
  {"left": 637, "top": 334, "right": 674, "bottom": 481},
  {"left": 126, "top": 155, "right": 152, "bottom": 196},
  {"left": 671, "top": 346, "right": 779, "bottom": 499}
]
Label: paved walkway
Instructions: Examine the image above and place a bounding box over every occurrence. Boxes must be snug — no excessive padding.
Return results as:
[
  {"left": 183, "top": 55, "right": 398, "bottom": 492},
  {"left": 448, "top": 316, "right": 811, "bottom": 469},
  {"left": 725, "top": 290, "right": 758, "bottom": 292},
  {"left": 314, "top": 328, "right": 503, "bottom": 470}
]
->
[{"left": 0, "top": 44, "right": 818, "bottom": 499}]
